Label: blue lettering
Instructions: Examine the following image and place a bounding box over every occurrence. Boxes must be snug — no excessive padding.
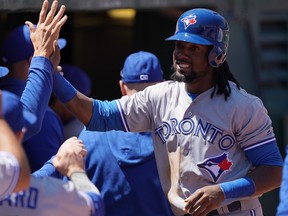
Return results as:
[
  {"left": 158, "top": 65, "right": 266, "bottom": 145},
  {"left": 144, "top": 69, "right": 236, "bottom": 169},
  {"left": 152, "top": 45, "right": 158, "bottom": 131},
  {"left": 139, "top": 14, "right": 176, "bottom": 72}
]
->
[
  {"left": 154, "top": 117, "right": 235, "bottom": 151},
  {"left": 219, "top": 135, "right": 235, "bottom": 150},
  {"left": 209, "top": 125, "right": 223, "bottom": 143},
  {"left": 155, "top": 126, "right": 165, "bottom": 144},
  {"left": 179, "top": 118, "right": 194, "bottom": 135},
  {"left": 15, "top": 191, "right": 26, "bottom": 207},
  {"left": 27, "top": 187, "right": 38, "bottom": 209},
  {"left": 194, "top": 120, "right": 210, "bottom": 138},
  {"left": 171, "top": 118, "right": 180, "bottom": 134},
  {"left": 0, "top": 187, "right": 38, "bottom": 209}
]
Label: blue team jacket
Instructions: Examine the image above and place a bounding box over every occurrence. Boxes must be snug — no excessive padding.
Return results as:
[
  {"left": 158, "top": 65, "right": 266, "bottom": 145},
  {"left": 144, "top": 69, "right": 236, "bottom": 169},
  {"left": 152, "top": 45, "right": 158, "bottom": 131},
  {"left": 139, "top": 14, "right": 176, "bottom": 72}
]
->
[{"left": 79, "top": 129, "right": 174, "bottom": 216}]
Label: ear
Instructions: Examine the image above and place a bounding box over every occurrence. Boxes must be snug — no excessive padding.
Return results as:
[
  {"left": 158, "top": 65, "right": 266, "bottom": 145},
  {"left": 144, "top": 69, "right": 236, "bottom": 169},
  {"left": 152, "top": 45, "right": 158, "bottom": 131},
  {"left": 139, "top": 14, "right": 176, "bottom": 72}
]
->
[{"left": 119, "top": 80, "right": 127, "bottom": 96}]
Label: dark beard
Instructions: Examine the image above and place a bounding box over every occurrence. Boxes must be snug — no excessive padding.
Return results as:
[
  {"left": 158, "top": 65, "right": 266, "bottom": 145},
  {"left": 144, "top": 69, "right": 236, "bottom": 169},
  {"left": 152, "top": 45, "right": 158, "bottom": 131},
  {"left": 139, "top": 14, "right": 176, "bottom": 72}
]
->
[{"left": 170, "top": 65, "right": 197, "bottom": 83}]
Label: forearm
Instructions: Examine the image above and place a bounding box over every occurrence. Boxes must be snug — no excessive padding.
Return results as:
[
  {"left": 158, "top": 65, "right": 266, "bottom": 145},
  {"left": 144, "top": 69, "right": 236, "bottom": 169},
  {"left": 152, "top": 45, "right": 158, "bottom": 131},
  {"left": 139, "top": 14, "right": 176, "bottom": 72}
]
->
[
  {"left": 67, "top": 92, "right": 93, "bottom": 126},
  {"left": 219, "top": 165, "right": 282, "bottom": 202},
  {"left": 247, "top": 165, "right": 283, "bottom": 196},
  {"left": 53, "top": 72, "right": 93, "bottom": 126},
  {"left": 69, "top": 171, "right": 100, "bottom": 195}
]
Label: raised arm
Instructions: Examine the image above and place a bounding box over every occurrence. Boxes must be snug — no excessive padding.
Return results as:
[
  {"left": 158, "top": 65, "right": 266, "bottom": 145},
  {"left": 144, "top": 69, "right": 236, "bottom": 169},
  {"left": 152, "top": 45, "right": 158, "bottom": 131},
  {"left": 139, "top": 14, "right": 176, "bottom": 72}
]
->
[{"left": 20, "top": 0, "right": 68, "bottom": 140}]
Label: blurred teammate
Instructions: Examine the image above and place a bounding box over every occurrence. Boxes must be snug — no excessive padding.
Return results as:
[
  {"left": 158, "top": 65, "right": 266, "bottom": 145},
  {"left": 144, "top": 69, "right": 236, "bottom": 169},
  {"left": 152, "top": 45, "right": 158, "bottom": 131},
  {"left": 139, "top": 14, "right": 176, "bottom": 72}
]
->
[
  {"left": 0, "top": 23, "right": 66, "bottom": 171},
  {"left": 0, "top": 89, "right": 105, "bottom": 216},
  {"left": 1, "top": 0, "right": 67, "bottom": 198},
  {"left": 79, "top": 51, "right": 174, "bottom": 216},
  {"left": 276, "top": 146, "right": 288, "bottom": 216}
]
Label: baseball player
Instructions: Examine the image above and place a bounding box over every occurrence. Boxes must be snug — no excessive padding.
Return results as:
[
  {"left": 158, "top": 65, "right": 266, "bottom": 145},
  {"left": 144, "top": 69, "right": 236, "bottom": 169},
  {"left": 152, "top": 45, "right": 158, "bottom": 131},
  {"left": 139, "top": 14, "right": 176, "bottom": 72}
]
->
[
  {"left": 52, "top": 8, "right": 283, "bottom": 216},
  {"left": 0, "top": 90, "right": 105, "bottom": 216}
]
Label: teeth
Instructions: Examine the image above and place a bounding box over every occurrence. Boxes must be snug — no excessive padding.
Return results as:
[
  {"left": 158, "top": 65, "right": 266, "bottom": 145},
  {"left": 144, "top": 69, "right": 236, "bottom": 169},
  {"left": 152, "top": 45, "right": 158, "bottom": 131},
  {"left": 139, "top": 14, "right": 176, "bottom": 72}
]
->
[{"left": 179, "top": 62, "right": 189, "bottom": 68}]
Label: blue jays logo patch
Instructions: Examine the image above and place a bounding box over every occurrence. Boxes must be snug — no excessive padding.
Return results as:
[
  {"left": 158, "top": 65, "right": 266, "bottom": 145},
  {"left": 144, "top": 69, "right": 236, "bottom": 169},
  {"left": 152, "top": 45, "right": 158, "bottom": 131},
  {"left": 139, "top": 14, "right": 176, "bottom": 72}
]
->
[
  {"left": 197, "top": 152, "right": 232, "bottom": 183},
  {"left": 181, "top": 15, "right": 197, "bottom": 29}
]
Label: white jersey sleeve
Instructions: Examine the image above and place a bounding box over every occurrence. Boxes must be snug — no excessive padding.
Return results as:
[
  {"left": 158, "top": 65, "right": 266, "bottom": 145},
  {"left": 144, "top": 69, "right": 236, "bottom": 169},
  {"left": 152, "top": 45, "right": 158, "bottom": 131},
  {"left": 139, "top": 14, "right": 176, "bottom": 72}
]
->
[
  {"left": 0, "top": 151, "right": 19, "bottom": 200},
  {"left": 0, "top": 175, "right": 103, "bottom": 216}
]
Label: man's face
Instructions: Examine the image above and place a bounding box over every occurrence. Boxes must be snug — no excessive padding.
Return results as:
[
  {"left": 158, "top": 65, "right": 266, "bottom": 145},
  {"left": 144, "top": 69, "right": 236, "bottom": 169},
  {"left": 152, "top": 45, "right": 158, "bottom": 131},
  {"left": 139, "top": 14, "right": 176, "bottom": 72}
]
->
[{"left": 171, "top": 41, "right": 213, "bottom": 83}]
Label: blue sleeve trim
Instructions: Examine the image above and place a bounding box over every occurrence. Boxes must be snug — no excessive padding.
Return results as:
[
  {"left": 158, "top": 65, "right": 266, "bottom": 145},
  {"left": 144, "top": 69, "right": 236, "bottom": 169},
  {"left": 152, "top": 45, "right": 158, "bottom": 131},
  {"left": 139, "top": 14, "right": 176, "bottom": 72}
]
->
[
  {"left": 219, "top": 176, "right": 255, "bottom": 199},
  {"left": 245, "top": 141, "right": 284, "bottom": 166},
  {"left": 87, "top": 99, "right": 125, "bottom": 132}
]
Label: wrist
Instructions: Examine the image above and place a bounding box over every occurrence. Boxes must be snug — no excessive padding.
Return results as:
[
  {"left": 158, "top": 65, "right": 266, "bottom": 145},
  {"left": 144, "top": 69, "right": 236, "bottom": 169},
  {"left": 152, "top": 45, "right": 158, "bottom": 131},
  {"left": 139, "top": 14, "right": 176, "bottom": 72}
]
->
[
  {"left": 68, "top": 169, "right": 85, "bottom": 179},
  {"left": 219, "top": 176, "right": 256, "bottom": 199},
  {"left": 53, "top": 72, "right": 77, "bottom": 103}
]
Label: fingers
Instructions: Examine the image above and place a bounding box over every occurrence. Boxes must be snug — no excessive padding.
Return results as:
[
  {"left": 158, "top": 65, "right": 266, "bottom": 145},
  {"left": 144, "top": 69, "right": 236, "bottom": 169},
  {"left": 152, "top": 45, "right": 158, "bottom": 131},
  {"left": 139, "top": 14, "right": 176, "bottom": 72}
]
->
[
  {"left": 25, "top": 21, "right": 36, "bottom": 32},
  {"left": 50, "top": 5, "right": 67, "bottom": 29},
  {"left": 62, "top": 136, "right": 86, "bottom": 157},
  {"left": 43, "top": 0, "right": 59, "bottom": 26},
  {"left": 38, "top": 0, "right": 49, "bottom": 25}
]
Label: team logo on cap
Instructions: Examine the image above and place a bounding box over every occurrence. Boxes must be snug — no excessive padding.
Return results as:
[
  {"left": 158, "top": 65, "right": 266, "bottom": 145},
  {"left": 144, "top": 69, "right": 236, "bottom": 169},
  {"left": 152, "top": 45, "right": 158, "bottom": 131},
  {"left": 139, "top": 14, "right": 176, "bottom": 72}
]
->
[
  {"left": 197, "top": 152, "right": 232, "bottom": 183},
  {"left": 181, "top": 15, "right": 197, "bottom": 29},
  {"left": 140, "top": 74, "right": 149, "bottom": 81}
]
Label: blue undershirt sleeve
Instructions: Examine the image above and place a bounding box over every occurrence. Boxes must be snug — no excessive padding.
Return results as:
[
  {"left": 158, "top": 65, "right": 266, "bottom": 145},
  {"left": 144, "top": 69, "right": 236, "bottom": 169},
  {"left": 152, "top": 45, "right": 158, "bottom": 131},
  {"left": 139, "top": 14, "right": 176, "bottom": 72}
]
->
[
  {"left": 32, "top": 156, "right": 61, "bottom": 178},
  {"left": 86, "top": 99, "right": 125, "bottom": 132},
  {"left": 21, "top": 56, "right": 54, "bottom": 140}
]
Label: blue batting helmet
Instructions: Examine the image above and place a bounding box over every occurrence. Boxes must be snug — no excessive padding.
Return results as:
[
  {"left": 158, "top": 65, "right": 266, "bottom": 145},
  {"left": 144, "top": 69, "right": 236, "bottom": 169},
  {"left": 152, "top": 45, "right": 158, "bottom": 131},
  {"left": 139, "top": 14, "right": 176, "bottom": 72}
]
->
[{"left": 166, "top": 8, "right": 229, "bottom": 68}]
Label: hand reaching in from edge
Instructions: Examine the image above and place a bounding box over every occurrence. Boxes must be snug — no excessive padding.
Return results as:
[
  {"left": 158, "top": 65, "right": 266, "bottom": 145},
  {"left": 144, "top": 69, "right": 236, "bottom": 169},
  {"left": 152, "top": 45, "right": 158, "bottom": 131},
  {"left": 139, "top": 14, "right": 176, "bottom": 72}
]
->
[{"left": 52, "top": 136, "right": 87, "bottom": 178}]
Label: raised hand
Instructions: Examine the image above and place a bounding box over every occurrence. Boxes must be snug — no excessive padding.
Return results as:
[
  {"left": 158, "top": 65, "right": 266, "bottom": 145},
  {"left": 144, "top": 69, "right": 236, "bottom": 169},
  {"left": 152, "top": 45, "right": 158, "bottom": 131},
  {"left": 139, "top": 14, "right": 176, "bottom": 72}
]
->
[{"left": 25, "top": 0, "right": 67, "bottom": 70}]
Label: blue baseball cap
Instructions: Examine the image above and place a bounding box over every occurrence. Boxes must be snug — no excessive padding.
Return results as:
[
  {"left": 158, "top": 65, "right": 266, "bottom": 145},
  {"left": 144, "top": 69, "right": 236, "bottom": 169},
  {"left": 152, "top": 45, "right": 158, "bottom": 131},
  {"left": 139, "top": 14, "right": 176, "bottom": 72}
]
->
[
  {"left": 0, "top": 24, "right": 67, "bottom": 65},
  {"left": 2, "top": 90, "right": 37, "bottom": 133},
  {"left": 121, "top": 51, "right": 163, "bottom": 83},
  {"left": 61, "top": 64, "right": 92, "bottom": 96},
  {"left": 0, "top": 66, "right": 9, "bottom": 77}
]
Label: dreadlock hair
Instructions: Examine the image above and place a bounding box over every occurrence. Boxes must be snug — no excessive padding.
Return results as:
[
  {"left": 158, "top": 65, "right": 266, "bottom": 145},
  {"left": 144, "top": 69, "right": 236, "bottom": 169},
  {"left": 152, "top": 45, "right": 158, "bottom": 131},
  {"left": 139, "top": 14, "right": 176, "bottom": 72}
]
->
[{"left": 210, "top": 61, "right": 241, "bottom": 101}]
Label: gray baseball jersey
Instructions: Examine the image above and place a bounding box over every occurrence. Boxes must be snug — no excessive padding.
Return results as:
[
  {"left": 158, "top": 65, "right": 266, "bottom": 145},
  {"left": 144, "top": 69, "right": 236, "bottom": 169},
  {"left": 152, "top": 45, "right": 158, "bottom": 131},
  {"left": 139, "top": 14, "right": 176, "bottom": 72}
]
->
[
  {"left": 0, "top": 152, "right": 19, "bottom": 200},
  {"left": 116, "top": 80, "right": 275, "bottom": 215},
  {"left": 0, "top": 174, "right": 98, "bottom": 216}
]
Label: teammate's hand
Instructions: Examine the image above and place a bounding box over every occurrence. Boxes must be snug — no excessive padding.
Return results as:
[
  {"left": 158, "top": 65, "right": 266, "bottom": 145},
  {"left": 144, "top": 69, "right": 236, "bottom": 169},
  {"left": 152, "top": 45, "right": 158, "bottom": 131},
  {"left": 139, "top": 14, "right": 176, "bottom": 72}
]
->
[
  {"left": 25, "top": 0, "right": 67, "bottom": 69},
  {"left": 52, "top": 136, "right": 87, "bottom": 177},
  {"left": 184, "top": 184, "right": 224, "bottom": 216}
]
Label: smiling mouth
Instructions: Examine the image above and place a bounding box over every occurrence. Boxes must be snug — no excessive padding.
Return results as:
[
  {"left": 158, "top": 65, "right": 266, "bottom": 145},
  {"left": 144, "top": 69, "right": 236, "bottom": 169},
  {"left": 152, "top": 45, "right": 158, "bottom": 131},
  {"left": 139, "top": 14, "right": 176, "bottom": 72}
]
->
[{"left": 176, "top": 60, "right": 191, "bottom": 71}]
